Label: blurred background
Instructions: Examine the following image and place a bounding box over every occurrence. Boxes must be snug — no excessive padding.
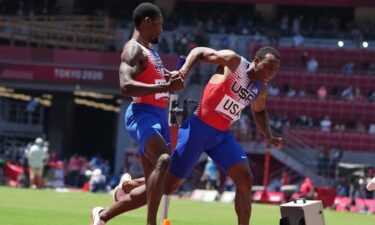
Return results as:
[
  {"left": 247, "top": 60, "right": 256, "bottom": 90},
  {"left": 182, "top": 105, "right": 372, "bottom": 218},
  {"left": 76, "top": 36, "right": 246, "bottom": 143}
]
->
[{"left": 0, "top": 0, "right": 374, "bottom": 213}]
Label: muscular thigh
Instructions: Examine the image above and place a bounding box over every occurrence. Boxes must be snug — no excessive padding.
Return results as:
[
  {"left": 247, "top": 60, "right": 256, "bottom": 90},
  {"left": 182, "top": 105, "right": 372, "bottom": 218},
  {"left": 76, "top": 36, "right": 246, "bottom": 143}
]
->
[
  {"left": 206, "top": 131, "right": 249, "bottom": 172},
  {"left": 169, "top": 116, "right": 211, "bottom": 179},
  {"left": 126, "top": 110, "right": 170, "bottom": 156}
]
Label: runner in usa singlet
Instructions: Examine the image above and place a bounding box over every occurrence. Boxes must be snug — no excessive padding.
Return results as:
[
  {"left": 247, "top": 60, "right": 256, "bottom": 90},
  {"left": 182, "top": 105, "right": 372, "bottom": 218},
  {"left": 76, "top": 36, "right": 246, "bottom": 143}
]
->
[
  {"left": 124, "top": 38, "right": 171, "bottom": 154},
  {"left": 195, "top": 57, "right": 263, "bottom": 131},
  {"left": 130, "top": 38, "right": 169, "bottom": 108}
]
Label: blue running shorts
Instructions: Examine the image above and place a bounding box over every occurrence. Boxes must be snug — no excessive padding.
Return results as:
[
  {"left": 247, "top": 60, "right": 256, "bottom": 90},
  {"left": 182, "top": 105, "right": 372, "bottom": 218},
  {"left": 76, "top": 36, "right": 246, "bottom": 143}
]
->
[
  {"left": 170, "top": 115, "right": 249, "bottom": 179},
  {"left": 125, "top": 103, "right": 170, "bottom": 155}
]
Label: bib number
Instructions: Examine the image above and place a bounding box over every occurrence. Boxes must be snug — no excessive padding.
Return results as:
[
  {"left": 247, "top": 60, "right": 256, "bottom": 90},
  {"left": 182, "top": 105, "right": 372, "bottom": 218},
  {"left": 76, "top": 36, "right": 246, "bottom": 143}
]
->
[
  {"left": 215, "top": 95, "right": 245, "bottom": 121},
  {"left": 155, "top": 79, "right": 169, "bottom": 101}
]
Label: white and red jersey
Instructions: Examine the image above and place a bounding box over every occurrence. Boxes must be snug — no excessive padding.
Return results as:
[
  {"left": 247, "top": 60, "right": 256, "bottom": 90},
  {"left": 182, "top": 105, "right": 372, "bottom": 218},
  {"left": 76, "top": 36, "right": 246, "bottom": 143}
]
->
[
  {"left": 195, "top": 57, "right": 263, "bottom": 131},
  {"left": 128, "top": 39, "right": 168, "bottom": 108}
]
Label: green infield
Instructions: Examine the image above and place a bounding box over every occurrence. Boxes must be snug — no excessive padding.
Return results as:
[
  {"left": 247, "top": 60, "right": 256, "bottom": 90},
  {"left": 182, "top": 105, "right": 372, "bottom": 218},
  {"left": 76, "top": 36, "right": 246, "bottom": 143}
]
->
[{"left": 0, "top": 186, "right": 373, "bottom": 225}]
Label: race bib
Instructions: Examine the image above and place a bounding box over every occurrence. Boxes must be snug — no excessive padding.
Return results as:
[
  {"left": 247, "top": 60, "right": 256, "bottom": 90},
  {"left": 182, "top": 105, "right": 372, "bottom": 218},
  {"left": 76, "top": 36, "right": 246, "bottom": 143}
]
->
[
  {"left": 215, "top": 95, "right": 245, "bottom": 121},
  {"left": 155, "top": 79, "right": 169, "bottom": 100}
]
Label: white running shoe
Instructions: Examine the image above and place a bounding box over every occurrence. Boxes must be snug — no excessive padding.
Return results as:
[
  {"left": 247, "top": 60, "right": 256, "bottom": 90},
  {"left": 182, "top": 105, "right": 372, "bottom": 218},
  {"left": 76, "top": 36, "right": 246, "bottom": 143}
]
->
[
  {"left": 113, "top": 173, "right": 132, "bottom": 202},
  {"left": 90, "top": 207, "right": 105, "bottom": 225},
  {"left": 367, "top": 177, "right": 375, "bottom": 191}
]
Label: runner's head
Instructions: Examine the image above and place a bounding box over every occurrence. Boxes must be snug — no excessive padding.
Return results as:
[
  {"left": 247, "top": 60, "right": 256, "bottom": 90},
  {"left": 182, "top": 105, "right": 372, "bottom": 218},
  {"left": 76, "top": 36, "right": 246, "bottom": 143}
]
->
[
  {"left": 133, "top": 2, "right": 163, "bottom": 44},
  {"left": 252, "top": 47, "right": 280, "bottom": 83}
]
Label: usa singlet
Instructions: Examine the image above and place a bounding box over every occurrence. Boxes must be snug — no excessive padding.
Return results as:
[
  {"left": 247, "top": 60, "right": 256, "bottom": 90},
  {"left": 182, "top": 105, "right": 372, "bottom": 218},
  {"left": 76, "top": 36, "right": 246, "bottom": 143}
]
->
[
  {"left": 195, "top": 57, "right": 263, "bottom": 130},
  {"left": 129, "top": 38, "right": 168, "bottom": 108},
  {"left": 124, "top": 39, "right": 170, "bottom": 154}
]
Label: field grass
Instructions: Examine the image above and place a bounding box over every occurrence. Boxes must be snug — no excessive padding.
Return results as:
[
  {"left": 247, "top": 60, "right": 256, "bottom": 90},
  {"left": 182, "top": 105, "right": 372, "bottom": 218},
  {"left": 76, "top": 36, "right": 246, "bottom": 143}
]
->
[{"left": 0, "top": 186, "right": 373, "bottom": 225}]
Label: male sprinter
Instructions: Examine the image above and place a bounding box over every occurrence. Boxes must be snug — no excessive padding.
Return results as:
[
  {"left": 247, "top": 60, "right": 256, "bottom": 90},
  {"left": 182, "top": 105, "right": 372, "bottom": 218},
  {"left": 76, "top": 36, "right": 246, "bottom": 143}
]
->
[
  {"left": 90, "top": 3, "right": 183, "bottom": 225},
  {"left": 162, "top": 46, "right": 283, "bottom": 225}
]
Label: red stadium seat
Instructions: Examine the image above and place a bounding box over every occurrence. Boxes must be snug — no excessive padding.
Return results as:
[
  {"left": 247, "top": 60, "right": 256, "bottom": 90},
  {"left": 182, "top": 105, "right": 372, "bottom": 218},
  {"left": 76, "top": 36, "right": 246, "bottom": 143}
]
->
[{"left": 315, "top": 187, "right": 336, "bottom": 208}]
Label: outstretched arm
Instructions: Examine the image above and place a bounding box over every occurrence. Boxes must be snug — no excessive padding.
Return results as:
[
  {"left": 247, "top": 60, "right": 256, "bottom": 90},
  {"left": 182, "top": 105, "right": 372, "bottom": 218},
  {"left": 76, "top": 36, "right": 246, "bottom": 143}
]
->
[
  {"left": 179, "top": 47, "right": 241, "bottom": 78},
  {"left": 119, "top": 43, "right": 183, "bottom": 97},
  {"left": 251, "top": 85, "right": 284, "bottom": 148}
]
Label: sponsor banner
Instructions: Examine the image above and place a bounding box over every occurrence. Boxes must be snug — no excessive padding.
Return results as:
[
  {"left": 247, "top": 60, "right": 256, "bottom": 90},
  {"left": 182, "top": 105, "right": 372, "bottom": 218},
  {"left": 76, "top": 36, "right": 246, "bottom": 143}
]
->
[
  {"left": 35, "top": 66, "right": 117, "bottom": 86},
  {"left": 0, "top": 63, "right": 116, "bottom": 86}
]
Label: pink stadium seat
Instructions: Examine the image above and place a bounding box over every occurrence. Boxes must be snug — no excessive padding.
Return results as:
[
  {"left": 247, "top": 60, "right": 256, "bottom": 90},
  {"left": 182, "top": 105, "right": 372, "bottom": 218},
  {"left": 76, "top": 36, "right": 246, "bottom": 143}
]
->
[
  {"left": 361, "top": 135, "right": 375, "bottom": 151},
  {"left": 329, "top": 134, "right": 342, "bottom": 148},
  {"left": 354, "top": 198, "right": 369, "bottom": 212},
  {"left": 364, "top": 199, "right": 375, "bottom": 213},
  {"left": 317, "top": 132, "right": 330, "bottom": 145},
  {"left": 362, "top": 76, "right": 375, "bottom": 93},
  {"left": 350, "top": 133, "right": 363, "bottom": 150},
  {"left": 307, "top": 100, "right": 320, "bottom": 116},
  {"left": 351, "top": 102, "right": 365, "bottom": 120},
  {"left": 317, "top": 100, "right": 330, "bottom": 117},
  {"left": 284, "top": 98, "right": 299, "bottom": 117},
  {"left": 335, "top": 101, "right": 348, "bottom": 121},
  {"left": 339, "top": 131, "right": 351, "bottom": 146},
  {"left": 309, "top": 130, "right": 320, "bottom": 143},
  {"left": 323, "top": 75, "right": 336, "bottom": 91},
  {"left": 335, "top": 197, "right": 351, "bottom": 212},
  {"left": 363, "top": 104, "right": 375, "bottom": 123},
  {"left": 297, "top": 98, "right": 310, "bottom": 116}
]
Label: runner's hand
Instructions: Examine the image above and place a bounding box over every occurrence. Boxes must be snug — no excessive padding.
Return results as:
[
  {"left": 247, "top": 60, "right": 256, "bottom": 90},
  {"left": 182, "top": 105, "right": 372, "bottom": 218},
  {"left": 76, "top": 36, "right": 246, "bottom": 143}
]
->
[
  {"left": 266, "top": 136, "right": 284, "bottom": 148},
  {"left": 166, "top": 74, "right": 184, "bottom": 92}
]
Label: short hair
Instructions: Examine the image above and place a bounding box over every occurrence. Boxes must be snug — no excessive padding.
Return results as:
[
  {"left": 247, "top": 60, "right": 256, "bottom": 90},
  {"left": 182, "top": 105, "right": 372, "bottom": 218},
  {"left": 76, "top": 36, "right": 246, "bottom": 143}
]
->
[
  {"left": 255, "top": 46, "right": 280, "bottom": 60},
  {"left": 133, "top": 2, "right": 162, "bottom": 27}
]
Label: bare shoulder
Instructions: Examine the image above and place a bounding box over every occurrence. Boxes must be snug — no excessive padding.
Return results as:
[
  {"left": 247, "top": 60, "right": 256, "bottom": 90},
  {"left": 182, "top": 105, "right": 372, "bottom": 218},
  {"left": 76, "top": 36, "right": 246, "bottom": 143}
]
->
[
  {"left": 219, "top": 49, "right": 241, "bottom": 62},
  {"left": 121, "top": 41, "right": 146, "bottom": 66},
  {"left": 216, "top": 49, "right": 241, "bottom": 71},
  {"left": 219, "top": 49, "right": 239, "bottom": 58}
]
